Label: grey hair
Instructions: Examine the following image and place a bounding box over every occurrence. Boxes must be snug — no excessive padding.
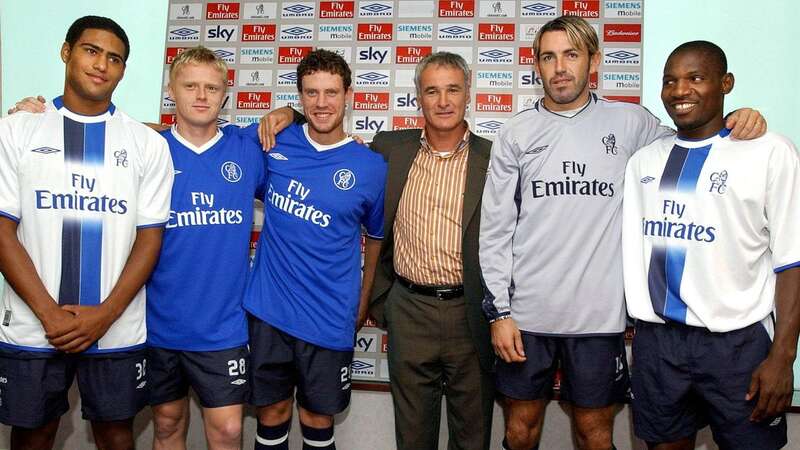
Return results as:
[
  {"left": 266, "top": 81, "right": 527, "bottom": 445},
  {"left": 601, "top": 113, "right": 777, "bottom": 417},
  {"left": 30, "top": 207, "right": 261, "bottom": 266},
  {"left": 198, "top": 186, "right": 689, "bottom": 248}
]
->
[{"left": 413, "top": 52, "right": 471, "bottom": 94}]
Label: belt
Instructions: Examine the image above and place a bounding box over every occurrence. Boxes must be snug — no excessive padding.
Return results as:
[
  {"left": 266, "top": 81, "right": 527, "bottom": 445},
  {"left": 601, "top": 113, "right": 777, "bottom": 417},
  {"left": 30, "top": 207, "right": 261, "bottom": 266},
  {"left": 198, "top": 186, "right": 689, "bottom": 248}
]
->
[{"left": 395, "top": 275, "right": 464, "bottom": 300}]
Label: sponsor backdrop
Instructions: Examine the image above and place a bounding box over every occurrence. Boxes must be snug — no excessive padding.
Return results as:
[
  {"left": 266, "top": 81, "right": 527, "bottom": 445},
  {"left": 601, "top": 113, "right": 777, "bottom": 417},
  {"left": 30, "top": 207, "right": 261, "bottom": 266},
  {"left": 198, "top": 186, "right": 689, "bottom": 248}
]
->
[{"left": 159, "top": 0, "right": 644, "bottom": 383}]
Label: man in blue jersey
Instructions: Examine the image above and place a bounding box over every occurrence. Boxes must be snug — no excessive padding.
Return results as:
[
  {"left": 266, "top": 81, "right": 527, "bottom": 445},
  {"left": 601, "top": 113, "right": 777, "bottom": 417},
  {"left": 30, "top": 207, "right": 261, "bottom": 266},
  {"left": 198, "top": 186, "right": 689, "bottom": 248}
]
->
[
  {"left": 0, "top": 16, "right": 173, "bottom": 450},
  {"left": 623, "top": 41, "right": 800, "bottom": 450},
  {"left": 243, "top": 49, "right": 386, "bottom": 450},
  {"left": 145, "top": 47, "right": 265, "bottom": 450}
]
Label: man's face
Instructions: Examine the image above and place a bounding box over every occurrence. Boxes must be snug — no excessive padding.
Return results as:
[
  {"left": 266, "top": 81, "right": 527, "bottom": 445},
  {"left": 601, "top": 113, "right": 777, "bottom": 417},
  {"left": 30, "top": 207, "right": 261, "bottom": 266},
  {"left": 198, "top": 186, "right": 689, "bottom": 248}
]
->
[
  {"left": 661, "top": 50, "right": 732, "bottom": 139},
  {"left": 62, "top": 28, "right": 126, "bottom": 104},
  {"left": 169, "top": 62, "right": 227, "bottom": 129},
  {"left": 417, "top": 64, "right": 469, "bottom": 133},
  {"left": 299, "top": 71, "right": 350, "bottom": 140},
  {"left": 533, "top": 30, "right": 599, "bottom": 111}
]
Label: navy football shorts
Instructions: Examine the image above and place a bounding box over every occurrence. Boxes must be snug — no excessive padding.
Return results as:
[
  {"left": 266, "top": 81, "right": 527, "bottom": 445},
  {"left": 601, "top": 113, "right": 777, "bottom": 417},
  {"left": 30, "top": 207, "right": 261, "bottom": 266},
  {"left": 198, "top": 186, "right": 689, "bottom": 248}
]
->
[
  {"left": 0, "top": 347, "right": 148, "bottom": 428},
  {"left": 495, "top": 332, "right": 630, "bottom": 408},
  {"left": 248, "top": 315, "right": 353, "bottom": 415},
  {"left": 631, "top": 320, "right": 787, "bottom": 449},
  {"left": 148, "top": 346, "right": 250, "bottom": 408}
]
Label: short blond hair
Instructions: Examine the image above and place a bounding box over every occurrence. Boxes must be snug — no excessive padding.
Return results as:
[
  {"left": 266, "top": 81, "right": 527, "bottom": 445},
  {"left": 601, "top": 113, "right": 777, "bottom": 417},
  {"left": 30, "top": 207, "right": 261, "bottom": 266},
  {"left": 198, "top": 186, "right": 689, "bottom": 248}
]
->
[
  {"left": 532, "top": 15, "right": 599, "bottom": 59},
  {"left": 169, "top": 46, "right": 228, "bottom": 82}
]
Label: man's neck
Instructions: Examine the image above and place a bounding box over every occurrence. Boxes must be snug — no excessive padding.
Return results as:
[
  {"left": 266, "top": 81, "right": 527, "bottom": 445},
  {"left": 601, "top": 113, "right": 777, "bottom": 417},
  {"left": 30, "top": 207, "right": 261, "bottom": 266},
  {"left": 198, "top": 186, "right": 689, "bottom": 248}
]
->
[
  {"left": 61, "top": 90, "right": 111, "bottom": 116},
  {"left": 307, "top": 126, "right": 346, "bottom": 145},
  {"left": 424, "top": 122, "right": 468, "bottom": 153},
  {"left": 542, "top": 91, "right": 591, "bottom": 113},
  {"left": 677, "top": 117, "right": 726, "bottom": 141},
  {"left": 175, "top": 119, "right": 218, "bottom": 147}
]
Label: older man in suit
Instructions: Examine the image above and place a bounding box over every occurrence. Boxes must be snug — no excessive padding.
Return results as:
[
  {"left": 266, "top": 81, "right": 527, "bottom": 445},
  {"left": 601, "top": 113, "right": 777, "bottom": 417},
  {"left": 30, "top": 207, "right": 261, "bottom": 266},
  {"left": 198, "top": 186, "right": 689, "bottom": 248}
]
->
[{"left": 261, "top": 52, "right": 493, "bottom": 450}]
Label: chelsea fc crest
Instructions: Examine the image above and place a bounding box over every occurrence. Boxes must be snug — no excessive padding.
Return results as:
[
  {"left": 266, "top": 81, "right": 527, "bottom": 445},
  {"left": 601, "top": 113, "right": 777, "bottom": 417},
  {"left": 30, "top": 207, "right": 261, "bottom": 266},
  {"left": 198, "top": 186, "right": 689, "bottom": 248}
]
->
[
  {"left": 333, "top": 169, "right": 355, "bottom": 191},
  {"left": 221, "top": 161, "right": 242, "bottom": 183}
]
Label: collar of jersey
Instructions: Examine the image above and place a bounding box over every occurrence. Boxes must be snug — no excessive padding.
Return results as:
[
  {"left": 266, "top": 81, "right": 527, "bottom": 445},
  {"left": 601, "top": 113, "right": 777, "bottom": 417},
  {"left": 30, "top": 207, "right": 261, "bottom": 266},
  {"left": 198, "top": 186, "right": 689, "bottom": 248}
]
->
[
  {"left": 537, "top": 93, "right": 596, "bottom": 122},
  {"left": 171, "top": 125, "right": 223, "bottom": 154},
  {"left": 52, "top": 96, "right": 115, "bottom": 123},
  {"left": 302, "top": 123, "right": 353, "bottom": 152},
  {"left": 675, "top": 127, "right": 731, "bottom": 148}
]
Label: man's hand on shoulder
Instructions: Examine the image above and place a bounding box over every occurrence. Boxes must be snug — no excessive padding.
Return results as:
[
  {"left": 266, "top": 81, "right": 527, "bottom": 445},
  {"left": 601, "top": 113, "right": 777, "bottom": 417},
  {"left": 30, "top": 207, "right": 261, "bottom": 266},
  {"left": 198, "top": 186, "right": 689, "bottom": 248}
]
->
[
  {"left": 726, "top": 108, "right": 767, "bottom": 140},
  {"left": 491, "top": 317, "right": 526, "bottom": 363},
  {"left": 258, "top": 107, "right": 295, "bottom": 151},
  {"left": 7, "top": 96, "right": 46, "bottom": 115}
]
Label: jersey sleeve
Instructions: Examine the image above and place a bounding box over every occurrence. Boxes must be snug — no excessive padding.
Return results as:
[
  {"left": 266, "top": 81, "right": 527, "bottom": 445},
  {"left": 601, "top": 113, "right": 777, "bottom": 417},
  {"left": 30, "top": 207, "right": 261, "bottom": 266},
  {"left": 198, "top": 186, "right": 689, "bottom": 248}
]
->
[
  {"left": 765, "top": 135, "right": 800, "bottom": 272},
  {"left": 137, "top": 133, "right": 174, "bottom": 228},
  {"left": 479, "top": 124, "right": 519, "bottom": 321},
  {"left": 0, "top": 117, "right": 21, "bottom": 221},
  {"left": 362, "top": 159, "right": 386, "bottom": 240}
]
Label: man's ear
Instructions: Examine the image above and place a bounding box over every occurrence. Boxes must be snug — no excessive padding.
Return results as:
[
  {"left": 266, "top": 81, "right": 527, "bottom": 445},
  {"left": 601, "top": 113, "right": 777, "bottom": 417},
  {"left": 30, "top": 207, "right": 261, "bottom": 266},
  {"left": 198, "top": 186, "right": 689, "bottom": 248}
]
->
[
  {"left": 722, "top": 72, "right": 735, "bottom": 95},
  {"left": 61, "top": 42, "right": 71, "bottom": 63}
]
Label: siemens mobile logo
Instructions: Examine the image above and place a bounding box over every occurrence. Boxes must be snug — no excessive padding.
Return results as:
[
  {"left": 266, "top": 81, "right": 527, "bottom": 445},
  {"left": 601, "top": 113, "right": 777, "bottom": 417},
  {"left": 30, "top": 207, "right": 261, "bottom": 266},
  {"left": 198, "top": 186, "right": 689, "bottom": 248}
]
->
[
  {"left": 168, "top": 26, "right": 200, "bottom": 42},
  {"left": 604, "top": 48, "right": 641, "bottom": 65},
  {"left": 320, "top": 1, "right": 355, "bottom": 18},
  {"left": 355, "top": 70, "right": 390, "bottom": 87},
  {"left": 357, "top": 46, "right": 391, "bottom": 64},
  {"left": 604, "top": 1, "right": 642, "bottom": 18},
  {"left": 439, "top": 1, "right": 475, "bottom": 17},
  {"left": 274, "top": 92, "right": 302, "bottom": 109},
  {"left": 242, "top": 24, "right": 277, "bottom": 41},
  {"left": 438, "top": 23, "right": 474, "bottom": 40},
  {"left": 282, "top": 2, "right": 316, "bottom": 18},
  {"left": 318, "top": 24, "right": 354, "bottom": 40},
  {"left": 209, "top": 47, "right": 236, "bottom": 64},
  {"left": 520, "top": 1, "right": 557, "bottom": 17},
  {"left": 477, "top": 47, "right": 513, "bottom": 64},
  {"left": 602, "top": 72, "right": 641, "bottom": 90},
  {"left": 207, "top": 2, "right": 240, "bottom": 20},
  {"left": 476, "top": 70, "right": 513, "bottom": 88},
  {"left": 278, "top": 46, "right": 313, "bottom": 64},
  {"left": 205, "top": 25, "right": 238, "bottom": 42},
  {"left": 562, "top": 0, "right": 600, "bottom": 18},
  {"left": 239, "top": 47, "right": 275, "bottom": 64},
  {"left": 359, "top": 1, "right": 394, "bottom": 17},
  {"left": 280, "top": 25, "right": 314, "bottom": 41},
  {"left": 397, "top": 23, "right": 434, "bottom": 40}
]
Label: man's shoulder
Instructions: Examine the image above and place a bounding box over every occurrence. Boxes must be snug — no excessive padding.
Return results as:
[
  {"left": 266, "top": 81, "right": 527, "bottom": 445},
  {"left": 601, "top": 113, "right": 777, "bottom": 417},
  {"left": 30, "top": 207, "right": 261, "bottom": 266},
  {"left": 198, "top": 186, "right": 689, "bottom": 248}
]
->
[{"left": 372, "top": 128, "right": 421, "bottom": 146}]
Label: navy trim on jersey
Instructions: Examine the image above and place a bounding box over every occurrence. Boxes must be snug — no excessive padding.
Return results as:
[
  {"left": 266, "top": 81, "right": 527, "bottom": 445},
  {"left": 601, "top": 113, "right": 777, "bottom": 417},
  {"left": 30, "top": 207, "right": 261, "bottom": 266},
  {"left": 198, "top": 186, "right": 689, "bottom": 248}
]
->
[
  {"left": 136, "top": 221, "right": 168, "bottom": 229},
  {"left": 0, "top": 211, "right": 20, "bottom": 222},
  {"left": 52, "top": 96, "right": 116, "bottom": 116},
  {"left": 775, "top": 261, "right": 800, "bottom": 273}
]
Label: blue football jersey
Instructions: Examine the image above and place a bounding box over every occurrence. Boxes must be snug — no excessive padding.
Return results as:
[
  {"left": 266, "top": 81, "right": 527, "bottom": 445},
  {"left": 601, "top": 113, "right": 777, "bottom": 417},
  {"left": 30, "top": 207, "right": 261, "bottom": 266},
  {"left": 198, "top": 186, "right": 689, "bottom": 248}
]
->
[
  {"left": 146, "top": 127, "right": 266, "bottom": 351},
  {"left": 242, "top": 123, "right": 386, "bottom": 351}
]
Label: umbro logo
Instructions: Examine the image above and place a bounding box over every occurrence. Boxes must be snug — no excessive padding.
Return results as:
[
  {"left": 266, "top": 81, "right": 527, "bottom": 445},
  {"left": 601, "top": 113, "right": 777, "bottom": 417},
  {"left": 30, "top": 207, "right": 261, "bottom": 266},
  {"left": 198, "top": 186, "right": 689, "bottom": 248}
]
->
[
  {"left": 31, "top": 147, "right": 61, "bottom": 154},
  {"left": 174, "top": 169, "right": 183, "bottom": 175},
  {"left": 136, "top": 381, "right": 147, "bottom": 390},
  {"left": 769, "top": 417, "right": 782, "bottom": 427},
  {"left": 230, "top": 378, "right": 247, "bottom": 386},
  {"left": 525, "top": 145, "right": 548, "bottom": 154},
  {"left": 640, "top": 176, "right": 655, "bottom": 184},
  {"left": 269, "top": 153, "right": 288, "bottom": 160}
]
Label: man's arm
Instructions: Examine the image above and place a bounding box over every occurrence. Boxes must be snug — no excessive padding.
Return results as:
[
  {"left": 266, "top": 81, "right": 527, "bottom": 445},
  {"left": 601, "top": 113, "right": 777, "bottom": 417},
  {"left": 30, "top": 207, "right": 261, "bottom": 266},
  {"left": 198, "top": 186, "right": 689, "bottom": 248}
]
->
[
  {"left": 0, "top": 218, "right": 78, "bottom": 343},
  {"left": 479, "top": 125, "right": 526, "bottom": 363},
  {"left": 49, "top": 227, "right": 164, "bottom": 353},
  {"left": 746, "top": 267, "right": 800, "bottom": 421},
  {"left": 357, "top": 238, "right": 382, "bottom": 331},
  {"left": 258, "top": 107, "right": 303, "bottom": 150}
]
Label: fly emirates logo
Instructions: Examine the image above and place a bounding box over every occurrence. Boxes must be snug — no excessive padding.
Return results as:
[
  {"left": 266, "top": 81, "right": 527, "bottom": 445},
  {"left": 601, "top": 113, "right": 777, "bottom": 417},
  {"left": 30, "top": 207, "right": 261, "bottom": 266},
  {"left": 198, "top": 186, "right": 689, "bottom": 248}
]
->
[
  {"left": 267, "top": 179, "right": 332, "bottom": 227},
  {"left": 167, "top": 192, "right": 244, "bottom": 228}
]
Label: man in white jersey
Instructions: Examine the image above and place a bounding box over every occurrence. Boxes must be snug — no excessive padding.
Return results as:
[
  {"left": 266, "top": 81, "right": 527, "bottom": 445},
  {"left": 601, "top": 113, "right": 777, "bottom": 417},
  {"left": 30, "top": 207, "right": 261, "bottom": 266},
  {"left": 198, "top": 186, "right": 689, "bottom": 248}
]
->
[
  {"left": 0, "top": 16, "right": 173, "bottom": 450},
  {"left": 622, "top": 41, "right": 800, "bottom": 450},
  {"left": 480, "top": 16, "right": 766, "bottom": 450}
]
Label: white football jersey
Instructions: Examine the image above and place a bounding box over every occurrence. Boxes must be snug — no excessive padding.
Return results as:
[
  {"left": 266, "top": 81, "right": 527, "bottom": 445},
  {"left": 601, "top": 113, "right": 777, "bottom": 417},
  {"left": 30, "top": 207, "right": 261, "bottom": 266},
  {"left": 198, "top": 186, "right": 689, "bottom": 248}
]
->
[
  {"left": 0, "top": 97, "right": 173, "bottom": 352},
  {"left": 623, "top": 129, "right": 800, "bottom": 332}
]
